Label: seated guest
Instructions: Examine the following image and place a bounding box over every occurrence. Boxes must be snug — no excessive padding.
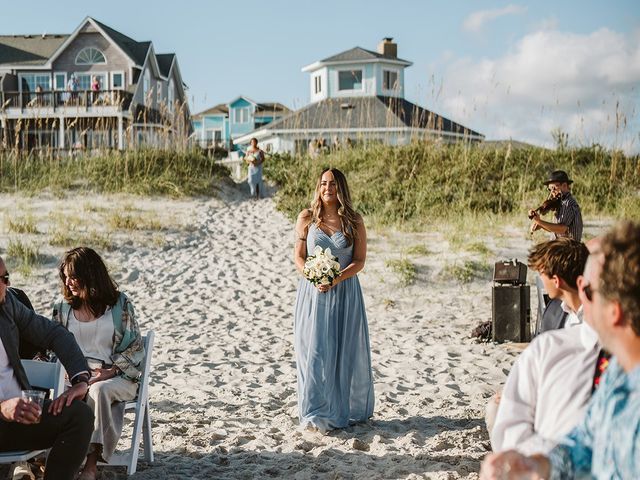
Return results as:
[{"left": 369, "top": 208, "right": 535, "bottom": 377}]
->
[
  {"left": 528, "top": 237, "right": 587, "bottom": 328},
  {"left": 0, "top": 256, "right": 94, "bottom": 480},
  {"left": 491, "top": 238, "right": 595, "bottom": 454},
  {"left": 52, "top": 247, "right": 144, "bottom": 480},
  {"left": 481, "top": 221, "right": 640, "bottom": 479},
  {"left": 486, "top": 238, "right": 599, "bottom": 440}
]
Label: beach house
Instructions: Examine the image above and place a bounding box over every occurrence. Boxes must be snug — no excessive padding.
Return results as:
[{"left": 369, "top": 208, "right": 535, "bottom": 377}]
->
[
  {"left": 192, "top": 96, "right": 290, "bottom": 152},
  {"left": 0, "top": 16, "right": 190, "bottom": 151},
  {"left": 233, "top": 38, "right": 483, "bottom": 154}
]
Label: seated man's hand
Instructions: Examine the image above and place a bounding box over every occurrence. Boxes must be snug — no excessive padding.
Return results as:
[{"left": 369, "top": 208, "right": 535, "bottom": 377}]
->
[
  {"left": 480, "top": 450, "right": 545, "bottom": 480},
  {"left": 48, "top": 382, "right": 89, "bottom": 416},
  {"left": 0, "top": 397, "right": 41, "bottom": 424},
  {"left": 89, "top": 366, "right": 118, "bottom": 385}
]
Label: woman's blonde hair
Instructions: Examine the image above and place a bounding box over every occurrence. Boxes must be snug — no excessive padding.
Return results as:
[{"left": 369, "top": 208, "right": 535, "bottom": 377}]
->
[{"left": 310, "top": 168, "right": 358, "bottom": 245}]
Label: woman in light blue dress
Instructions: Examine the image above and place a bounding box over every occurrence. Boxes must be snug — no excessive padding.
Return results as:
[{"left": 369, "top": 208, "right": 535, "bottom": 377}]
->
[
  {"left": 244, "top": 137, "right": 265, "bottom": 199},
  {"left": 293, "top": 168, "right": 374, "bottom": 432}
]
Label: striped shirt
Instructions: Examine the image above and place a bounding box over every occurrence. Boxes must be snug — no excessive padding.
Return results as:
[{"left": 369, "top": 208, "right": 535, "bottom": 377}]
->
[{"left": 554, "top": 192, "right": 583, "bottom": 241}]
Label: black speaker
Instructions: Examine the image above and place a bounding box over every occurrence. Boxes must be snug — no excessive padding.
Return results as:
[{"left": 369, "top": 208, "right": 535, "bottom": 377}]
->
[{"left": 492, "top": 285, "right": 531, "bottom": 343}]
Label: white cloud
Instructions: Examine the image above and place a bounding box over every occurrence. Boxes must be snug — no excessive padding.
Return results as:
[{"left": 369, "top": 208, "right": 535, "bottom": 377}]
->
[
  {"left": 463, "top": 4, "right": 528, "bottom": 33},
  {"left": 434, "top": 28, "right": 640, "bottom": 153}
]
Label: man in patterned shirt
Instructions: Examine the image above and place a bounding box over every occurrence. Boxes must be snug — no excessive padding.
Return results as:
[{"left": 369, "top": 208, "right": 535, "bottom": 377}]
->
[
  {"left": 480, "top": 220, "right": 640, "bottom": 479},
  {"left": 530, "top": 170, "right": 583, "bottom": 241}
]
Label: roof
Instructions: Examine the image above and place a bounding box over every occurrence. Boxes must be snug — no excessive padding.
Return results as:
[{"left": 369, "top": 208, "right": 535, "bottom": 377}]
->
[
  {"left": 155, "top": 53, "right": 175, "bottom": 77},
  {"left": 257, "top": 96, "right": 483, "bottom": 137},
  {"left": 92, "top": 18, "right": 151, "bottom": 66},
  {"left": 193, "top": 103, "right": 229, "bottom": 118},
  {"left": 255, "top": 102, "right": 291, "bottom": 116},
  {"left": 0, "top": 34, "right": 68, "bottom": 66},
  {"left": 321, "top": 46, "right": 411, "bottom": 65}
]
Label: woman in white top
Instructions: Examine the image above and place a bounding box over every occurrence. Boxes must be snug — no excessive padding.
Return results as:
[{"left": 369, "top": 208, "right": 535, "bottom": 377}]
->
[{"left": 52, "top": 247, "right": 144, "bottom": 480}]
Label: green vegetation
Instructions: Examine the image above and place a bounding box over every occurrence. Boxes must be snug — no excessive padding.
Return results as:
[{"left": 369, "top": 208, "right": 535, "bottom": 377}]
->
[
  {"left": 48, "top": 229, "right": 113, "bottom": 251},
  {"left": 5, "top": 216, "right": 39, "bottom": 234},
  {"left": 5, "top": 239, "right": 42, "bottom": 275},
  {"left": 404, "top": 244, "right": 431, "bottom": 256},
  {"left": 385, "top": 258, "right": 417, "bottom": 286},
  {"left": 264, "top": 143, "right": 640, "bottom": 228},
  {"left": 106, "top": 212, "right": 163, "bottom": 231},
  {"left": 441, "top": 260, "right": 490, "bottom": 284},
  {"left": 0, "top": 149, "right": 230, "bottom": 197}
]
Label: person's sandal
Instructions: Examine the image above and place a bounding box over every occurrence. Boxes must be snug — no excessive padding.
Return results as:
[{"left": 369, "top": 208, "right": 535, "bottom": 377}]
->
[{"left": 10, "top": 462, "right": 35, "bottom": 480}]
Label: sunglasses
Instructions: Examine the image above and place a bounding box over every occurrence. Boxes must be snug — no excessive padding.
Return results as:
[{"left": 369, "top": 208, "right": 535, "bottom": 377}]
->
[
  {"left": 582, "top": 283, "right": 598, "bottom": 302},
  {"left": 0, "top": 272, "right": 9, "bottom": 285}
]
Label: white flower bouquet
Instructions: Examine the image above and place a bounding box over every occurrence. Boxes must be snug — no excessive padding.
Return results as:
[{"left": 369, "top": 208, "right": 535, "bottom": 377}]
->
[{"left": 304, "top": 246, "right": 342, "bottom": 286}]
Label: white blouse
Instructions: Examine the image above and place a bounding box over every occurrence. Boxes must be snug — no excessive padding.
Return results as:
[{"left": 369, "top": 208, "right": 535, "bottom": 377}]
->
[{"left": 68, "top": 308, "right": 115, "bottom": 365}]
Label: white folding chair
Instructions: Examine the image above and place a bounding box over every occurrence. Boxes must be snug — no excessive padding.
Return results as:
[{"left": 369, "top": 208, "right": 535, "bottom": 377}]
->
[
  {"left": 103, "top": 331, "right": 155, "bottom": 475},
  {"left": 0, "top": 360, "right": 64, "bottom": 464},
  {"left": 534, "top": 274, "right": 547, "bottom": 336}
]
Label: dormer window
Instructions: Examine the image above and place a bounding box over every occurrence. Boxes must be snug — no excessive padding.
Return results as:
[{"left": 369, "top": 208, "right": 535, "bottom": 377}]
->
[
  {"left": 338, "top": 70, "right": 363, "bottom": 91},
  {"left": 314, "top": 75, "right": 322, "bottom": 94},
  {"left": 75, "top": 47, "right": 106, "bottom": 65}
]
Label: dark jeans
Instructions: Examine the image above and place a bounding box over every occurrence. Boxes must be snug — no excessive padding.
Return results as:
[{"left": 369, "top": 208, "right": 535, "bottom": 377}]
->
[{"left": 0, "top": 399, "right": 93, "bottom": 480}]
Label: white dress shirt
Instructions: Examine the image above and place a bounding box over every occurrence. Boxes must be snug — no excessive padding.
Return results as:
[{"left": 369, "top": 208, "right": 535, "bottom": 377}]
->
[
  {"left": 491, "top": 318, "right": 600, "bottom": 455},
  {"left": 0, "top": 338, "right": 23, "bottom": 402},
  {"left": 561, "top": 301, "right": 583, "bottom": 329}
]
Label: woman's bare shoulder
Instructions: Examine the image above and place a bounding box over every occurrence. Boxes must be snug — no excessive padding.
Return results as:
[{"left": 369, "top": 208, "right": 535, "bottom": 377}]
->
[{"left": 297, "top": 209, "right": 313, "bottom": 221}]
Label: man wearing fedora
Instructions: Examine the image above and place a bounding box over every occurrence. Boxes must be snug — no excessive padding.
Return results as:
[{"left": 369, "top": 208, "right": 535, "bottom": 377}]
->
[{"left": 530, "top": 170, "right": 583, "bottom": 241}]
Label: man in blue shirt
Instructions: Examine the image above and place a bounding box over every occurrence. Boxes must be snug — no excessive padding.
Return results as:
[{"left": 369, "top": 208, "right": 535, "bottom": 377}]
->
[{"left": 480, "top": 220, "right": 640, "bottom": 479}]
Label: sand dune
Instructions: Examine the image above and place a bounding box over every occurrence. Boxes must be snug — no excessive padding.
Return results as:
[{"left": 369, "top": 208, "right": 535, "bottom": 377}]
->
[{"left": 0, "top": 186, "right": 602, "bottom": 479}]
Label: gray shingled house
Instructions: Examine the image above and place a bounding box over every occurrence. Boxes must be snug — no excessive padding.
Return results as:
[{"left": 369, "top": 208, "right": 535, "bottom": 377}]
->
[
  {"left": 0, "top": 16, "right": 190, "bottom": 151},
  {"left": 233, "top": 38, "right": 483, "bottom": 154}
]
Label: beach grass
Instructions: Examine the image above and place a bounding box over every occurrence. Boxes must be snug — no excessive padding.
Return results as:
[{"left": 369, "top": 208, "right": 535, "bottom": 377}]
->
[
  {"left": 0, "top": 149, "right": 230, "bottom": 197},
  {"left": 385, "top": 258, "right": 417, "bottom": 286},
  {"left": 5, "top": 238, "right": 42, "bottom": 275},
  {"left": 264, "top": 142, "right": 640, "bottom": 229}
]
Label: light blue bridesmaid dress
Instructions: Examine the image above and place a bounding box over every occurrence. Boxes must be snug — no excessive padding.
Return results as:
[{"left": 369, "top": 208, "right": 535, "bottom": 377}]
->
[{"left": 294, "top": 223, "right": 375, "bottom": 431}]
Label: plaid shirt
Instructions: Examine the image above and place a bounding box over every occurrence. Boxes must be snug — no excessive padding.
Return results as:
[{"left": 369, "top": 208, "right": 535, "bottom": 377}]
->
[{"left": 554, "top": 192, "right": 583, "bottom": 241}]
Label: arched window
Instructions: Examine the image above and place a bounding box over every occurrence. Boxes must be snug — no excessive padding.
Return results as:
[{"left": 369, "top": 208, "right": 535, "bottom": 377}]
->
[{"left": 75, "top": 47, "right": 106, "bottom": 65}]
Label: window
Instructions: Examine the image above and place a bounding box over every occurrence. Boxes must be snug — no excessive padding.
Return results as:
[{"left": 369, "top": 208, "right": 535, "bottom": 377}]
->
[
  {"left": 156, "top": 81, "right": 163, "bottom": 104},
  {"left": 54, "top": 73, "right": 66, "bottom": 90},
  {"left": 75, "top": 47, "right": 106, "bottom": 65},
  {"left": 20, "top": 74, "right": 50, "bottom": 92},
  {"left": 142, "top": 70, "right": 151, "bottom": 101},
  {"left": 111, "top": 72, "right": 124, "bottom": 89},
  {"left": 338, "top": 70, "right": 363, "bottom": 91},
  {"left": 314, "top": 75, "right": 322, "bottom": 94},
  {"left": 168, "top": 79, "right": 175, "bottom": 111},
  {"left": 233, "top": 107, "right": 249, "bottom": 123},
  {"left": 75, "top": 73, "right": 106, "bottom": 90},
  {"left": 205, "top": 129, "right": 222, "bottom": 145},
  {"left": 383, "top": 70, "right": 398, "bottom": 90}
]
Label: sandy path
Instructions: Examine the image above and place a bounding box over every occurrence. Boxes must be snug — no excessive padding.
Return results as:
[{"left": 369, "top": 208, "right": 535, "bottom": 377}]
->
[{"left": 0, "top": 188, "right": 553, "bottom": 479}]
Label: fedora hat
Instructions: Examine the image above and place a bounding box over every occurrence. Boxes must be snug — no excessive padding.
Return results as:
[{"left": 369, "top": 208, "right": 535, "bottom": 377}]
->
[{"left": 543, "top": 170, "right": 573, "bottom": 185}]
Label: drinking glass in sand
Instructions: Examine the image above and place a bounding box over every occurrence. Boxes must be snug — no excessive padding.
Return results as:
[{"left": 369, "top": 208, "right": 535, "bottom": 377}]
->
[{"left": 21, "top": 390, "right": 46, "bottom": 423}]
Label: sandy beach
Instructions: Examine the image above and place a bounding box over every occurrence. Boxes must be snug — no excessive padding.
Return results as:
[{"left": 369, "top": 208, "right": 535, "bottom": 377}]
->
[{"left": 0, "top": 184, "right": 604, "bottom": 479}]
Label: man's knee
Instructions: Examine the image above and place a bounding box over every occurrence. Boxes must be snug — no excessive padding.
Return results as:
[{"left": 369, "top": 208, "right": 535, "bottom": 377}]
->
[{"left": 65, "top": 400, "right": 94, "bottom": 434}]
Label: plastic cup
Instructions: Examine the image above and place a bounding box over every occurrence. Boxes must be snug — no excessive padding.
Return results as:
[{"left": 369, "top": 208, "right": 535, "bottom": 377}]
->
[{"left": 21, "top": 390, "right": 46, "bottom": 423}]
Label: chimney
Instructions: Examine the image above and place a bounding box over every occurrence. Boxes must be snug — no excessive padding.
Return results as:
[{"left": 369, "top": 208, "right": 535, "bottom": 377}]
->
[{"left": 378, "top": 37, "right": 397, "bottom": 59}]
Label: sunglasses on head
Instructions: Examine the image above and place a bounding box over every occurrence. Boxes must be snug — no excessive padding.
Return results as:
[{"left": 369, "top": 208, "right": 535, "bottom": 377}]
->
[{"left": 0, "top": 272, "right": 9, "bottom": 285}]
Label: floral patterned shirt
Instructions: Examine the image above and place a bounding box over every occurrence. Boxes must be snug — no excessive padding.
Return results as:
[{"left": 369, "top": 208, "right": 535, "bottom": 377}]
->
[{"left": 548, "top": 358, "right": 640, "bottom": 479}]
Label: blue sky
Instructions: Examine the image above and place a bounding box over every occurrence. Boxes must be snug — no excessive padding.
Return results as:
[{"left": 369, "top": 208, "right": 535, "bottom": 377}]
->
[{"left": 3, "top": 0, "right": 639, "bottom": 151}]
